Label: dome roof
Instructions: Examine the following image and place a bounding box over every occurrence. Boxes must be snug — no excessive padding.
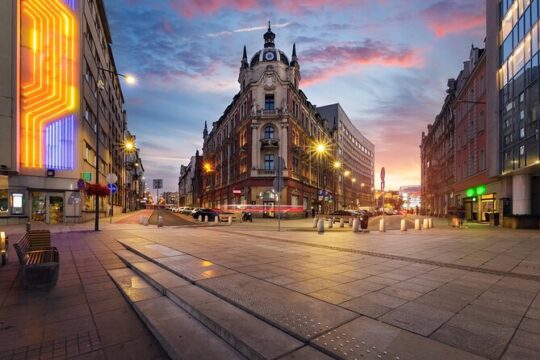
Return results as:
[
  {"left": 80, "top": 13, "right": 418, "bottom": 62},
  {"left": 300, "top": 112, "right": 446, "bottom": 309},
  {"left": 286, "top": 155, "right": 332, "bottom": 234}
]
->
[{"left": 248, "top": 22, "right": 290, "bottom": 67}]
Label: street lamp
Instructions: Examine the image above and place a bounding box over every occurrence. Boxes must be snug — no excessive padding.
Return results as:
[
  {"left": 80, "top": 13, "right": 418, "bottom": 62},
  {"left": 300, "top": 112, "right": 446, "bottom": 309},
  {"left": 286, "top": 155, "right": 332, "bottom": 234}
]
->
[
  {"left": 314, "top": 142, "right": 328, "bottom": 214},
  {"left": 122, "top": 138, "right": 137, "bottom": 213},
  {"left": 94, "top": 67, "right": 136, "bottom": 231}
]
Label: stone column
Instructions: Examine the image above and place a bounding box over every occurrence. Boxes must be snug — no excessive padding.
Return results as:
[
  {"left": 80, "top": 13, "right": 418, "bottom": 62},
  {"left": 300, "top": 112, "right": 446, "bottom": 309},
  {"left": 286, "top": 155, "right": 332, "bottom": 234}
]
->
[
  {"left": 251, "top": 122, "right": 259, "bottom": 173},
  {"left": 512, "top": 174, "right": 531, "bottom": 215},
  {"left": 280, "top": 119, "right": 288, "bottom": 168}
]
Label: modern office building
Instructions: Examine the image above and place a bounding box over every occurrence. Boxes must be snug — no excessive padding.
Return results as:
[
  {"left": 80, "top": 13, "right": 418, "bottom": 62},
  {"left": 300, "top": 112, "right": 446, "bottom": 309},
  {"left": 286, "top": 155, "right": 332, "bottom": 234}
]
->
[
  {"left": 487, "top": 0, "right": 540, "bottom": 217},
  {"left": 0, "top": 0, "right": 139, "bottom": 224},
  {"left": 200, "top": 25, "right": 374, "bottom": 216},
  {"left": 317, "top": 103, "right": 375, "bottom": 208}
]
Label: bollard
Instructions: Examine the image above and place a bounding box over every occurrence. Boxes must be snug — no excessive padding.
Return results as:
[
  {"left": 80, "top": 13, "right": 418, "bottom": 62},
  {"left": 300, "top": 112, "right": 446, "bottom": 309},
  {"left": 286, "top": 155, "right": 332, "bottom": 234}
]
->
[
  {"left": 317, "top": 218, "right": 325, "bottom": 234},
  {"left": 400, "top": 219, "right": 407, "bottom": 231},
  {"left": 328, "top": 218, "right": 334, "bottom": 229},
  {"left": 340, "top": 218, "right": 345, "bottom": 228},
  {"left": 158, "top": 216, "right": 163, "bottom": 227},
  {"left": 204, "top": 215, "right": 209, "bottom": 223},
  {"left": 415, "top": 219, "right": 421, "bottom": 230},
  {"left": 313, "top": 217, "right": 318, "bottom": 228},
  {"left": 379, "top": 218, "right": 386, "bottom": 232},
  {"left": 26, "top": 222, "right": 31, "bottom": 232},
  {"left": 349, "top": 218, "right": 353, "bottom": 227},
  {"left": 143, "top": 217, "right": 149, "bottom": 226},
  {"left": 353, "top": 218, "right": 360, "bottom": 233},
  {"left": 198, "top": 215, "right": 202, "bottom": 222},
  {"left": 428, "top": 218, "right": 433, "bottom": 229},
  {"left": 423, "top": 218, "right": 429, "bottom": 230},
  {"left": 228, "top": 216, "right": 233, "bottom": 225},
  {"left": 214, "top": 216, "right": 219, "bottom": 224}
]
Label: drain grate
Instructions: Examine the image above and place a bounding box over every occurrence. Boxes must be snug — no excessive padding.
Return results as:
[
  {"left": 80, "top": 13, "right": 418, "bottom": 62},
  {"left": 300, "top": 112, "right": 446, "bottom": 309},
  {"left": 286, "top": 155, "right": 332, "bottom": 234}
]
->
[{"left": 0, "top": 331, "right": 101, "bottom": 360}]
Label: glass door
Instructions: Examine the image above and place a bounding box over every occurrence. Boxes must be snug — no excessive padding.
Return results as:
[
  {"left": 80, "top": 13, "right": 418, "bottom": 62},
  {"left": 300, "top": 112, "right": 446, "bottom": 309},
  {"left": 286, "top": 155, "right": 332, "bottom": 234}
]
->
[
  {"left": 49, "top": 195, "right": 64, "bottom": 224},
  {"left": 263, "top": 201, "right": 275, "bottom": 218},
  {"left": 31, "top": 192, "right": 46, "bottom": 222}
]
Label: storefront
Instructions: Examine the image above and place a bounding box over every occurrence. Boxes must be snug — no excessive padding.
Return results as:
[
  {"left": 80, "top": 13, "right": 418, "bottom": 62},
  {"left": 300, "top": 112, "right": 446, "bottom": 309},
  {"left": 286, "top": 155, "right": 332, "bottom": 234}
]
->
[
  {"left": 30, "top": 192, "right": 64, "bottom": 224},
  {"left": 458, "top": 183, "right": 500, "bottom": 224}
]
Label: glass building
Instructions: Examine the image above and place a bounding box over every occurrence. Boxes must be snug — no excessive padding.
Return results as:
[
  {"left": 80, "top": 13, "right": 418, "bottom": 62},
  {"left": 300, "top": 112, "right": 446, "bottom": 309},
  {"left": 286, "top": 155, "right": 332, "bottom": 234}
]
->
[{"left": 488, "top": 0, "right": 540, "bottom": 216}]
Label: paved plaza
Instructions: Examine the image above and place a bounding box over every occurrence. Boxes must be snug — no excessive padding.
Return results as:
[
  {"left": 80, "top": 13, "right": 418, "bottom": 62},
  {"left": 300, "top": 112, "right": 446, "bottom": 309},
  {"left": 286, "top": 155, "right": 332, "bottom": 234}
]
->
[{"left": 1, "top": 216, "right": 540, "bottom": 359}]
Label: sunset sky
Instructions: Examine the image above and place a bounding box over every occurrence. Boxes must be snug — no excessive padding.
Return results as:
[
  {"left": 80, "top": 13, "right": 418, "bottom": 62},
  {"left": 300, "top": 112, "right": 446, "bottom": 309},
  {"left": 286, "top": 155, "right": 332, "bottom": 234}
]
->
[{"left": 104, "top": 0, "right": 485, "bottom": 192}]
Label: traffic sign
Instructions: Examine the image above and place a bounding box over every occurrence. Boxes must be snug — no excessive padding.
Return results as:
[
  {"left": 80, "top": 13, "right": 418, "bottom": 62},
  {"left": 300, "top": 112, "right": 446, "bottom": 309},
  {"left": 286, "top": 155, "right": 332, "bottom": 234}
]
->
[
  {"left": 380, "top": 167, "right": 386, "bottom": 191},
  {"left": 273, "top": 156, "right": 285, "bottom": 192},
  {"left": 153, "top": 179, "right": 163, "bottom": 189},
  {"left": 107, "top": 183, "right": 118, "bottom": 194},
  {"left": 106, "top": 173, "right": 118, "bottom": 184}
]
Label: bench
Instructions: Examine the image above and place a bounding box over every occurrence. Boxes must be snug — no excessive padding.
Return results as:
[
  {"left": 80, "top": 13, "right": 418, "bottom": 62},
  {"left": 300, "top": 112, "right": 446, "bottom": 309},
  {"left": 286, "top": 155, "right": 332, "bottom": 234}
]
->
[
  {"left": 28, "top": 229, "right": 52, "bottom": 248},
  {"left": 14, "top": 231, "right": 59, "bottom": 288}
]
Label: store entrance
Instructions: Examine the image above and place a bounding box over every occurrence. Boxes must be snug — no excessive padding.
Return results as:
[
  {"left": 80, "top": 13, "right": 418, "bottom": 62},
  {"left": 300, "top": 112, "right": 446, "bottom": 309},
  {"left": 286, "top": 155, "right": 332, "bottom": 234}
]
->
[
  {"left": 31, "top": 192, "right": 64, "bottom": 224},
  {"left": 262, "top": 201, "right": 275, "bottom": 218}
]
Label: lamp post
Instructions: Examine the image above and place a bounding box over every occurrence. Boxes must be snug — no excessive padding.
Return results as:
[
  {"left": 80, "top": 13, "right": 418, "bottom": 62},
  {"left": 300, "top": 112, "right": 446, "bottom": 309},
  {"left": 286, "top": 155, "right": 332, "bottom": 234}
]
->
[
  {"left": 315, "top": 142, "right": 327, "bottom": 214},
  {"left": 94, "top": 67, "right": 135, "bottom": 231},
  {"left": 123, "top": 139, "right": 136, "bottom": 213},
  {"left": 333, "top": 161, "right": 341, "bottom": 211},
  {"left": 352, "top": 177, "right": 357, "bottom": 209}
]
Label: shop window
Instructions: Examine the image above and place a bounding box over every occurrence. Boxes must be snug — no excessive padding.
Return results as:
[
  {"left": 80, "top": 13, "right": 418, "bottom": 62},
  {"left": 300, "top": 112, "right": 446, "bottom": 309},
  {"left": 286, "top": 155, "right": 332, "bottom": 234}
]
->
[
  {"left": 11, "top": 193, "right": 24, "bottom": 215},
  {"left": 0, "top": 190, "right": 8, "bottom": 216}
]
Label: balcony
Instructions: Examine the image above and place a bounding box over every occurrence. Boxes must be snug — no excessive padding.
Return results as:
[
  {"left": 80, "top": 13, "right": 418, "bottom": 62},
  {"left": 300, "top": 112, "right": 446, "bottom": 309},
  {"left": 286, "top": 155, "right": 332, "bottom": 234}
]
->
[
  {"left": 257, "top": 109, "right": 279, "bottom": 117},
  {"left": 257, "top": 169, "right": 276, "bottom": 176},
  {"left": 260, "top": 138, "right": 279, "bottom": 149}
]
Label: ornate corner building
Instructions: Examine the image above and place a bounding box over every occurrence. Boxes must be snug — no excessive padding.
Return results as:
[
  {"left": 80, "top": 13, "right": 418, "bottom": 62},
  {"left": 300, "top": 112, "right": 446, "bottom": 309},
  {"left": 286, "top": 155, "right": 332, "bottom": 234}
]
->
[{"left": 201, "top": 25, "right": 375, "bottom": 216}]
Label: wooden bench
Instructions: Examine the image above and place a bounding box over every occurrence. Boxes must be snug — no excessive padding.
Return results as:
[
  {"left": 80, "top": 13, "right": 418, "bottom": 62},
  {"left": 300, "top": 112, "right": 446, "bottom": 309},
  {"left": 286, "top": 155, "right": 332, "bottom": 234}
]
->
[
  {"left": 28, "top": 229, "right": 51, "bottom": 248},
  {"left": 14, "top": 231, "right": 59, "bottom": 288}
]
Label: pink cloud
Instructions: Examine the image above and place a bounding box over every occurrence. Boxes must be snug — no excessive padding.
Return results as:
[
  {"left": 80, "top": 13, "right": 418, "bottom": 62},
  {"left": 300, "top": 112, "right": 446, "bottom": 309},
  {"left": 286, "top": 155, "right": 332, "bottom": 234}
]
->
[
  {"left": 168, "top": 0, "right": 259, "bottom": 17},
  {"left": 161, "top": 20, "right": 174, "bottom": 33},
  {"left": 422, "top": 1, "right": 485, "bottom": 37},
  {"left": 301, "top": 41, "right": 424, "bottom": 86}
]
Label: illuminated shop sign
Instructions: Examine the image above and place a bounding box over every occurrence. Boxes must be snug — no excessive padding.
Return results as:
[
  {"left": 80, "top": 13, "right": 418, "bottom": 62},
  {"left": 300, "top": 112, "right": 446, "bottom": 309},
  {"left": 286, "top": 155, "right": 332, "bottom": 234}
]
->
[
  {"left": 20, "top": 0, "right": 78, "bottom": 170},
  {"left": 465, "top": 185, "right": 487, "bottom": 198}
]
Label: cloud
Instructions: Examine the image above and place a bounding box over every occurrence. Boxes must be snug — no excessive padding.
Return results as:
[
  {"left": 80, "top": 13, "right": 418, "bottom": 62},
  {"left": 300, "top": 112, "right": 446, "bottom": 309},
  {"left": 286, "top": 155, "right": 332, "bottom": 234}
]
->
[
  {"left": 300, "top": 40, "right": 424, "bottom": 86},
  {"left": 208, "top": 22, "right": 290, "bottom": 37},
  {"left": 421, "top": 0, "right": 485, "bottom": 37}
]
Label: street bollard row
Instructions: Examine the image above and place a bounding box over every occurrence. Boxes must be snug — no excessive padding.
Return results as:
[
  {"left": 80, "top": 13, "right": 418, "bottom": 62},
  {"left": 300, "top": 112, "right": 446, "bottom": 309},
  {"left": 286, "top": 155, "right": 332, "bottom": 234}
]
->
[{"left": 314, "top": 217, "right": 434, "bottom": 233}]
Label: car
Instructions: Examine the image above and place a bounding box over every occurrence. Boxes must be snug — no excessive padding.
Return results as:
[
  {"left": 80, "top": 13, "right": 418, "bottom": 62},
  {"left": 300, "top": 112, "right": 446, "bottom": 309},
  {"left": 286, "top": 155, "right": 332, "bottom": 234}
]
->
[
  {"left": 182, "top": 207, "right": 193, "bottom": 215},
  {"left": 329, "top": 210, "right": 355, "bottom": 220},
  {"left": 192, "top": 208, "right": 219, "bottom": 221}
]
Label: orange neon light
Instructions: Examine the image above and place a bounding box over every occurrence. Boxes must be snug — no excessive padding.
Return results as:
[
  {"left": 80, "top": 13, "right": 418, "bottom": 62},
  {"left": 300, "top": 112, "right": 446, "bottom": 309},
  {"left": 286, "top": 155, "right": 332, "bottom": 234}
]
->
[{"left": 20, "top": 0, "right": 77, "bottom": 168}]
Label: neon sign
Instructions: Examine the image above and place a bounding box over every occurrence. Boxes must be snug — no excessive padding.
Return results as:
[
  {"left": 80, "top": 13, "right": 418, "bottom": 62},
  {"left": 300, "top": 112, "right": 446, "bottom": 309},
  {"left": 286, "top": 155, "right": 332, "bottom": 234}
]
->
[
  {"left": 20, "top": 0, "right": 78, "bottom": 169},
  {"left": 465, "top": 185, "right": 488, "bottom": 198}
]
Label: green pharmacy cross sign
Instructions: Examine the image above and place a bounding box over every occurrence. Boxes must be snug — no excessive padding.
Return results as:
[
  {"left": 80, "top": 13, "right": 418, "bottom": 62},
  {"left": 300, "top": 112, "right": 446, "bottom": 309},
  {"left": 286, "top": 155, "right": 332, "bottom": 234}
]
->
[{"left": 466, "top": 185, "right": 487, "bottom": 198}]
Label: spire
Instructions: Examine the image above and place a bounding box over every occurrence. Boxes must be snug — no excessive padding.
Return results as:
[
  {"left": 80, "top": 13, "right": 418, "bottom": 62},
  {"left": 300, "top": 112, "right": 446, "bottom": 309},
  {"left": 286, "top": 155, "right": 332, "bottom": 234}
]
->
[
  {"left": 291, "top": 43, "right": 298, "bottom": 67},
  {"left": 263, "top": 20, "right": 275, "bottom": 48},
  {"left": 241, "top": 45, "right": 248, "bottom": 68},
  {"left": 203, "top": 121, "right": 208, "bottom": 140}
]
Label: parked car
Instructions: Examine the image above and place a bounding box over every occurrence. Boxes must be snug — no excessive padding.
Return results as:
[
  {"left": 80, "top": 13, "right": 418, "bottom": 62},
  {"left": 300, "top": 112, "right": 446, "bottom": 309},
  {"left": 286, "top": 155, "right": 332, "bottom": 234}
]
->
[
  {"left": 192, "top": 208, "right": 219, "bottom": 221},
  {"left": 181, "top": 207, "right": 193, "bottom": 215}
]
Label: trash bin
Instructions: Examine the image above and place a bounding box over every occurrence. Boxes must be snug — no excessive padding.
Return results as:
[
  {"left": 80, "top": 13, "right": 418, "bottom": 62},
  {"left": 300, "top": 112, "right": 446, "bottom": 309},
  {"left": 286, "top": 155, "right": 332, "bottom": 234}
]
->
[
  {"left": 360, "top": 215, "right": 369, "bottom": 230},
  {"left": 493, "top": 213, "right": 500, "bottom": 226},
  {"left": 485, "top": 213, "right": 490, "bottom": 222}
]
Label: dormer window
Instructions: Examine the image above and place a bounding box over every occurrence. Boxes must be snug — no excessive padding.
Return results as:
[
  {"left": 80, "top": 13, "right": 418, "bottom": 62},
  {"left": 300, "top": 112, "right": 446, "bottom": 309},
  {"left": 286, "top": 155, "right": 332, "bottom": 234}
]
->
[{"left": 265, "top": 94, "right": 275, "bottom": 110}]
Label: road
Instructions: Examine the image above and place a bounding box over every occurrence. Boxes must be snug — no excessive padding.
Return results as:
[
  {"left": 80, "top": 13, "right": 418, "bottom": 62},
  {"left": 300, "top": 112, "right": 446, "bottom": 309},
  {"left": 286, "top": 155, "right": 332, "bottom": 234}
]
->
[{"left": 147, "top": 210, "right": 196, "bottom": 226}]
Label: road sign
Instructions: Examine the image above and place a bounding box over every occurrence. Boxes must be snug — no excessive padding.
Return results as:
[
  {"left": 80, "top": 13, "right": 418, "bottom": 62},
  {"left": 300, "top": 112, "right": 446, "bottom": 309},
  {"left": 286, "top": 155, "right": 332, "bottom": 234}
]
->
[
  {"left": 106, "top": 173, "right": 118, "bottom": 184},
  {"left": 107, "top": 183, "right": 118, "bottom": 194},
  {"left": 105, "top": 173, "right": 118, "bottom": 184},
  {"left": 233, "top": 189, "right": 242, "bottom": 195},
  {"left": 153, "top": 179, "right": 163, "bottom": 189},
  {"left": 81, "top": 172, "right": 92, "bottom": 182},
  {"left": 380, "top": 167, "right": 386, "bottom": 191}
]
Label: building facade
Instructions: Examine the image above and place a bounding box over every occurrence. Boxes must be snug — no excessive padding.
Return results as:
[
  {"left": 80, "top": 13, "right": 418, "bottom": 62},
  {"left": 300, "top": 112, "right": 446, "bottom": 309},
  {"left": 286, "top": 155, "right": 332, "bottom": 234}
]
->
[
  {"left": 200, "top": 25, "right": 374, "bottom": 216},
  {"left": 0, "top": 0, "right": 138, "bottom": 224},
  {"left": 487, "top": 0, "right": 540, "bottom": 217},
  {"left": 317, "top": 103, "right": 375, "bottom": 208},
  {"left": 178, "top": 151, "right": 203, "bottom": 207},
  {"left": 420, "top": 78, "right": 456, "bottom": 216}
]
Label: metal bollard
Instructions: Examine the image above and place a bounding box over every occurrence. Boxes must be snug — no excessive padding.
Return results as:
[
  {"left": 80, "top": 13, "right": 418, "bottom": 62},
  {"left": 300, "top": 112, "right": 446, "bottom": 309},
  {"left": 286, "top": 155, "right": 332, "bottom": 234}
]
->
[
  {"left": 158, "top": 216, "right": 163, "bottom": 227},
  {"left": 353, "top": 218, "right": 360, "bottom": 233},
  {"left": 400, "top": 219, "right": 407, "bottom": 231},
  {"left": 379, "top": 218, "right": 386, "bottom": 232},
  {"left": 214, "top": 216, "right": 219, "bottom": 224},
  {"left": 317, "top": 219, "right": 325, "bottom": 234},
  {"left": 415, "top": 219, "right": 421, "bottom": 230},
  {"left": 313, "top": 217, "right": 318, "bottom": 228},
  {"left": 423, "top": 218, "right": 429, "bottom": 230},
  {"left": 328, "top": 218, "right": 334, "bottom": 228},
  {"left": 204, "top": 215, "right": 209, "bottom": 223},
  {"left": 228, "top": 216, "right": 232, "bottom": 225},
  {"left": 340, "top": 218, "right": 345, "bottom": 228},
  {"left": 198, "top": 215, "right": 202, "bottom": 222},
  {"left": 428, "top": 218, "right": 433, "bottom": 229}
]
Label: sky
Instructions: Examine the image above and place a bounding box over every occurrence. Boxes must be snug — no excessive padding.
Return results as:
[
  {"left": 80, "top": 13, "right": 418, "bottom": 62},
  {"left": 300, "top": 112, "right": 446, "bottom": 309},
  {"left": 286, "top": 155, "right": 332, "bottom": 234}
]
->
[{"left": 104, "top": 0, "right": 485, "bottom": 192}]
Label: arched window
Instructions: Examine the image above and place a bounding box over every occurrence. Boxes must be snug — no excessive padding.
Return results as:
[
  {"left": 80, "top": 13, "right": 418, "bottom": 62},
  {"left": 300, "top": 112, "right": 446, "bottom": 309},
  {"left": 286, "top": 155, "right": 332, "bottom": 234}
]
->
[{"left": 264, "top": 126, "right": 275, "bottom": 139}]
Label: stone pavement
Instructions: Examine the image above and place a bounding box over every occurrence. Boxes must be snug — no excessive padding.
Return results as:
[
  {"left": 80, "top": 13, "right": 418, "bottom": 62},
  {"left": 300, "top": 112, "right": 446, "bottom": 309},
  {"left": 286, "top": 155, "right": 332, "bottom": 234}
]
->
[
  {"left": 1, "top": 220, "right": 539, "bottom": 359},
  {"left": 0, "top": 227, "right": 168, "bottom": 359}
]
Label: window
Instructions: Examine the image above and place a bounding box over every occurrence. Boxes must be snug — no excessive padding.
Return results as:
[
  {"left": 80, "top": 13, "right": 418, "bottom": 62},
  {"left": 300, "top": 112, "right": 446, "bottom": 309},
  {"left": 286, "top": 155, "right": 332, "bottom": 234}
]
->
[
  {"left": 265, "top": 94, "right": 274, "bottom": 110},
  {"left": 239, "top": 129, "right": 247, "bottom": 147},
  {"left": 0, "top": 189, "right": 8, "bottom": 216},
  {"left": 264, "top": 126, "right": 275, "bottom": 139},
  {"left": 264, "top": 154, "right": 274, "bottom": 170}
]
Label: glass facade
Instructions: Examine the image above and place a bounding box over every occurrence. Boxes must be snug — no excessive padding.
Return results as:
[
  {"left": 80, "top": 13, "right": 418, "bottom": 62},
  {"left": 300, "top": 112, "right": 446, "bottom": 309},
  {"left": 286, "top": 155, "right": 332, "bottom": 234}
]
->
[{"left": 499, "top": 0, "right": 540, "bottom": 173}]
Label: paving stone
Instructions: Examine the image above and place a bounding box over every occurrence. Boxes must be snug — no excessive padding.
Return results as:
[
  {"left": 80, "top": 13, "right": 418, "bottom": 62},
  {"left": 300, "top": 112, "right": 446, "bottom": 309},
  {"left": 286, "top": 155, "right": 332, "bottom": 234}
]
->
[
  {"left": 155, "top": 255, "right": 237, "bottom": 282},
  {"left": 341, "top": 292, "right": 407, "bottom": 318},
  {"left": 502, "top": 344, "right": 540, "bottom": 360},
  {"left": 114, "top": 249, "right": 148, "bottom": 264},
  {"left": 134, "top": 297, "right": 244, "bottom": 360},
  {"left": 510, "top": 329, "right": 540, "bottom": 353},
  {"left": 308, "top": 288, "right": 354, "bottom": 304},
  {"left": 380, "top": 301, "right": 454, "bottom": 336},
  {"left": 459, "top": 303, "right": 523, "bottom": 328},
  {"left": 431, "top": 313, "right": 515, "bottom": 359},
  {"left": 108, "top": 268, "right": 161, "bottom": 303},
  {"left": 286, "top": 278, "right": 341, "bottom": 294},
  {"left": 519, "top": 317, "right": 540, "bottom": 335},
  {"left": 414, "top": 288, "right": 476, "bottom": 313},
  {"left": 198, "top": 273, "right": 359, "bottom": 340},
  {"left": 311, "top": 316, "right": 483, "bottom": 360},
  {"left": 279, "top": 346, "right": 334, "bottom": 360},
  {"left": 379, "top": 286, "right": 424, "bottom": 301}
]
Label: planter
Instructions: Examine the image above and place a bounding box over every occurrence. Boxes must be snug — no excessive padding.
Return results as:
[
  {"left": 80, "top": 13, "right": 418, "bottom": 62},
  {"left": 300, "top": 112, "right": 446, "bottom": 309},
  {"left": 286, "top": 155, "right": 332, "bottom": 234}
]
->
[{"left": 502, "top": 215, "right": 540, "bottom": 229}]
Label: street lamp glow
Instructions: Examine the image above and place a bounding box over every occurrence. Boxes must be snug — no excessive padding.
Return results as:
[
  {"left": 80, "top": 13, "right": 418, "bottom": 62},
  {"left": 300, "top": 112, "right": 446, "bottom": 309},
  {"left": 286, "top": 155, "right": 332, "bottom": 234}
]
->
[
  {"left": 124, "top": 140, "right": 135, "bottom": 151},
  {"left": 361, "top": 183, "right": 365, "bottom": 187},
  {"left": 352, "top": 178, "right": 357, "bottom": 183},
  {"left": 124, "top": 74, "right": 136, "bottom": 85},
  {"left": 333, "top": 161, "right": 341, "bottom": 169},
  {"left": 315, "top": 143, "right": 327, "bottom": 154},
  {"left": 203, "top": 162, "right": 213, "bottom": 173},
  {"left": 344, "top": 170, "right": 351, "bottom": 177}
]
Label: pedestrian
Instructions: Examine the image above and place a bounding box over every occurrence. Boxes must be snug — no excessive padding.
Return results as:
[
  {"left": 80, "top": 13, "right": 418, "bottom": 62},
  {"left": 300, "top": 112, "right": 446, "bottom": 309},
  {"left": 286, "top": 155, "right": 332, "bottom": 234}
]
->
[{"left": 311, "top": 206, "right": 315, "bottom": 218}]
